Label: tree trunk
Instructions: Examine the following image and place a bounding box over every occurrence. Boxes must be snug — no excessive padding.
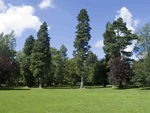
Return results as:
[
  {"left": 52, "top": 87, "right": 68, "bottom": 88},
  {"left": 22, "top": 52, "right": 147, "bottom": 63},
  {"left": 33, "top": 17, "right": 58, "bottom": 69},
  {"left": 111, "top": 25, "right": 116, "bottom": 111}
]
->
[
  {"left": 39, "top": 77, "right": 42, "bottom": 88},
  {"left": 103, "top": 80, "right": 106, "bottom": 87},
  {"left": 112, "top": 85, "right": 115, "bottom": 88},
  {"left": 80, "top": 76, "right": 85, "bottom": 89},
  {"left": 119, "top": 81, "right": 123, "bottom": 89},
  {"left": 16, "top": 78, "right": 19, "bottom": 86},
  {"left": 41, "top": 77, "right": 45, "bottom": 87}
]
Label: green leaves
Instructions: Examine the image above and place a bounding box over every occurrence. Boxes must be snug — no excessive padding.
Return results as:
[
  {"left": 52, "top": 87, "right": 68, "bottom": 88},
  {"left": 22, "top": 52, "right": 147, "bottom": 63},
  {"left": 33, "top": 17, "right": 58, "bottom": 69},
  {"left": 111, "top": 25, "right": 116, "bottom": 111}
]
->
[
  {"left": 131, "top": 57, "right": 150, "bottom": 86},
  {"left": 30, "top": 22, "right": 50, "bottom": 80},
  {"left": 88, "top": 58, "right": 109, "bottom": 85},
  {"left": 103, "top": 17, "right": 138, "bottom": 67},
  {"left": 133, "top": 22, "right": 150, "bottom": 58},
  {"left": 60, "top": 44, "right": 68, "bottom": 60},
  {"left": 23, "top": 35, "right": 35, "bottom": 56}
]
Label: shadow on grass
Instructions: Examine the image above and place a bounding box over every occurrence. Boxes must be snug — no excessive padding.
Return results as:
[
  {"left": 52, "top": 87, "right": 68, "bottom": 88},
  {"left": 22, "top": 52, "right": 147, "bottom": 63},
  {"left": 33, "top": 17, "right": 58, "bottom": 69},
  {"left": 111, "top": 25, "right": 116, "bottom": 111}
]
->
[
  {"left": 0, "top": 86, "right": 31, "bottom": 90},
  {"left": 85, "top": 85, "right": 112, "bottom": 89},
  {"left": 41, "top": 85, "right": 112, "bottom": 89},
  {"left": 43, "top": 87, "right": 72, "bottom": 89},
  {"left": 141, "top": 87, "right": 150, "bottom": 90},
  {"left": 113, "top": 86, "right": 140, "bottom": 90}
]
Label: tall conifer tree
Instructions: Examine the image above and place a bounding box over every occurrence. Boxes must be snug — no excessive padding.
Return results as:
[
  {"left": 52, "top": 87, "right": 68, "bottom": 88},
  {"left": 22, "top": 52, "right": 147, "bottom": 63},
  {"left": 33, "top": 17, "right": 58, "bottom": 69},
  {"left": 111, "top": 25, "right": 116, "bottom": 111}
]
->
[
  {"left": 20, "top": 35, "right": 35, "bottom": 87},
  {"left": 30, "top": 22, "right": 51, "bottom": 88},
  {"left": 73, "top": 9, "right": 91, "bottom": 89}
]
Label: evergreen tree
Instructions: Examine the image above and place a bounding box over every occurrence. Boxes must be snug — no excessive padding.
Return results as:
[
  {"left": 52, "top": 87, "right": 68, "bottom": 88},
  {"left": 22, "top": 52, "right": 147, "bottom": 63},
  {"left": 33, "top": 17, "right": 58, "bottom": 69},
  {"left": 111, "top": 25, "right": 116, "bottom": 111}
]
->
[
  {"left": 103, "top": 22, "right": 116, "bottom": 67},
  {"left": 60, "top": 44, "right": 68, "bottom": 60},
  {"left": 20, "top": 35, "right": 35, "bottom": 87},
  {"left": 30, "top": 22, "right": 51, "bottom": 88},
  {"left": 73, "top": 9, "right": 91, "bottom": 89},
  {"left": 111, "top": 17, "right": 138, "bottom": 63},
  {"left": 23, "top": 35, "right": 35, "bottom": 56}
]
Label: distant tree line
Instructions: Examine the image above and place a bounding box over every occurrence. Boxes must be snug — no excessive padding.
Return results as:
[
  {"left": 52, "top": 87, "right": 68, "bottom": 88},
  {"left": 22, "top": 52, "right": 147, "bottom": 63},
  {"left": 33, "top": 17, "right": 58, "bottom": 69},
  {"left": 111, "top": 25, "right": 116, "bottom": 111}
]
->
[{"left": 0, "top": 8, "right": 150, "bottom": 89}]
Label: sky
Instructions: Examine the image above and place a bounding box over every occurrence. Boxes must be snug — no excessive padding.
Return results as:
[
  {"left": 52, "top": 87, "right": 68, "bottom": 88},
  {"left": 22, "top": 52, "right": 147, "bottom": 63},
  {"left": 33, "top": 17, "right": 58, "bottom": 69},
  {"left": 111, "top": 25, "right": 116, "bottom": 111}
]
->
[{"left": 0, "top": 0, "right": 150, "bottom": 60}]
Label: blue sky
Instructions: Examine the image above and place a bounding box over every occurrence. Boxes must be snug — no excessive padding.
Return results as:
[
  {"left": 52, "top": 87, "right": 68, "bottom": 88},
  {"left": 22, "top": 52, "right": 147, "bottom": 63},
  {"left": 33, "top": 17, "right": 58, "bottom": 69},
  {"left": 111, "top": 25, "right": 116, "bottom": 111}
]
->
[{"left": 0, "top": 0, "right": 150, "bottom": 60}]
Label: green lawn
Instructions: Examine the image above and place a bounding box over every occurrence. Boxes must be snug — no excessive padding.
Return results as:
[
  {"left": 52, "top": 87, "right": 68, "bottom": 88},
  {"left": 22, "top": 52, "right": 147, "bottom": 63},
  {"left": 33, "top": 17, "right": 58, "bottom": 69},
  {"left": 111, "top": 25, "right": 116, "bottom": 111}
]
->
[{"left": 0, "top": 85, "right": 150, "bottom": 113}]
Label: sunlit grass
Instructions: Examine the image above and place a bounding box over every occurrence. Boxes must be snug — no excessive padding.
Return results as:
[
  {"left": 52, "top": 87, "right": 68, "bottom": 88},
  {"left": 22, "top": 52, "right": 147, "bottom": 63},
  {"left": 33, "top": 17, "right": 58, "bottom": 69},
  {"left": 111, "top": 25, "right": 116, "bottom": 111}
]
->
[{"left": 0, "top": 85, "right": 150, "bottom": 113}]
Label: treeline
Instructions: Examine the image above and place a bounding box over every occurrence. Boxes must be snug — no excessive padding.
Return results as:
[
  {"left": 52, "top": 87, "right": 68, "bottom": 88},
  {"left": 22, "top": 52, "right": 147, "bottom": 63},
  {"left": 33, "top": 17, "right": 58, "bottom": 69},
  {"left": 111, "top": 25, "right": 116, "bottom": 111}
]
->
[{"left": 0, "top": 9, "right": 150, "bottom": 89}]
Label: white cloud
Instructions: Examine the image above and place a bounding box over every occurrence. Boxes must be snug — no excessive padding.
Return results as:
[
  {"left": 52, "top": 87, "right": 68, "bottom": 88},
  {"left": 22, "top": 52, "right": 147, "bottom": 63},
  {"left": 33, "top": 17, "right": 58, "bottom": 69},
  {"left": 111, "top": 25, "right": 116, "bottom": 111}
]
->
[
  {"left": 124, "top": 40, "right": 137, "bottom": 52},
  {"left": 0, "top": 0, "right": 43, "bottom": 37},
  {"left": 130, "top": 55, "right": 139, "bottom": 61},
  {"left": 38, "top": 0, "right": 55, "bottom": 9},
  {"left": 47, "top": 26, "right": 50, "bottom": 30},
  {"left": 94, "top": 40, "right": 104, "bottom": 48},
  {"left": 115, "top": 7, "right": 134, "bottom": 33},
  {"left": 133, "top": 18, "right": 140, "bottom": 27},
  {"left": 115, "top": 7, "right": 140, "bottom": 61},
  {"left": 0, "top": 0, "right": 7, "bottom": 12}
]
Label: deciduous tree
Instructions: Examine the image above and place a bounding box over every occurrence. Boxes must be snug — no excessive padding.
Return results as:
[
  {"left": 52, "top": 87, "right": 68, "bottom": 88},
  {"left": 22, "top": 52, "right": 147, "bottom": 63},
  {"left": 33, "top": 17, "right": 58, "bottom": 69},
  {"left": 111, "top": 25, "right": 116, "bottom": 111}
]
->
[{"left": 107, "top": 55, "right": 134, "bottom": 89}]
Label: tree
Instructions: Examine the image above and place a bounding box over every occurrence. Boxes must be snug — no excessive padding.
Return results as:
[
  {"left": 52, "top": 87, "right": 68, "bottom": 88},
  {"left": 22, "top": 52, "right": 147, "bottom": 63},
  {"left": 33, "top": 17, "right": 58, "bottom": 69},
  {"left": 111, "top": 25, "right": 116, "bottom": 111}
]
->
[
  {"left": 73, "top": 9, "right": 91, "bottom": 89},
  {"left": 131, "top": 56, "right": 150, "bottom": 87},
  {"left": 133, "top": 22, "right": 150, "bottom": 59},
  {"left": 84, "top": 50, "right": 98, "bottom": 84},
  {"left": 60, "top": 44, "right": 68, "bottom": 60},
  {"left": 88, "top": 58, "right": 109, "bottom": 87},
  {"left": 88, "top": 61, "right": 100, "bottom": 85},
  {"left": 0, "top": 30, "right": 17, "bottom": 86},
  {"left": 23, "top": 35, "right": 35, "bottom": 56},
  {"left": 107, "top": 55, "right": 134, "bottom": 89},
  {"left": 30, "top": 22, "right": 51, "bottom": 88},
  {"left": 103, "top": 18, "right": 138, "bottom": 88},
  {"left": 9, "top": 52, "right": 23, "bottom": 86},
  {"left": 103, "top": 18, "right": 138, "bottom": 66},
  {"left": 20, "top": 35, "right": 35, "bottom": 87},
  {"left": 46, "top": 47, "right": 59, "bottom": 86},
  {"left": 64, "top": 58, "right": 79, "bottom": 88},
  {"left": 131, "top": 22, "right": 150, "bottom": 87},
  {"left": 54, "top": 50, "right": 64, "bottom": 85},
  {"left": 0, "top": 30, "right": 16, "bottom": 62},
  {"left": 0, "top": 55, "right": 17, "bottom": 86},
  {"left": 111, "top": 17, "right": 138, "bottom": 64},
  {"left": 54, "top": 44, "right": 68, "bottom": 86},
  {"left": 103, "top": 22, "right": 116, "bottom": 68}
]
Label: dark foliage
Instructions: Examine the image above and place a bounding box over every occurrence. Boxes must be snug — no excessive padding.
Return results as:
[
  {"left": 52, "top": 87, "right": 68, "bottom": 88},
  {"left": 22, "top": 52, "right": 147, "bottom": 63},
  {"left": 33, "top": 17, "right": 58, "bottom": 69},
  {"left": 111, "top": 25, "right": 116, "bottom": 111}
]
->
[
  {"left": 0, "top": 55, "right": 17, "bottom": 85},
  {"left": 107, "top": 55, "right": 134, "bottom": 89}
]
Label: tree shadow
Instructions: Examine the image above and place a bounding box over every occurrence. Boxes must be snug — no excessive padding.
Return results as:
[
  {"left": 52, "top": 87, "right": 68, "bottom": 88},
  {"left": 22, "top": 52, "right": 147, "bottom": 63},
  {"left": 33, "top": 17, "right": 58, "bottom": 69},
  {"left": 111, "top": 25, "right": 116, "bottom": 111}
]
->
[
  {"left": 113, "top": 86, "right": 140, "bottom": 90},
  {"left": 0, "top": 86, "right": 31, "bottom": 91},
  {"left": 85, "top": 85, "right": 112, "bottom": 89},
  {"left": 43, "top": 87, "right": 72, "bottom": 89},
  {"left": 141, "top": 87, "right": 150, "bottom": 90},
  {"left": 42, "top": 85, "right": 112, "bottom": 89}
]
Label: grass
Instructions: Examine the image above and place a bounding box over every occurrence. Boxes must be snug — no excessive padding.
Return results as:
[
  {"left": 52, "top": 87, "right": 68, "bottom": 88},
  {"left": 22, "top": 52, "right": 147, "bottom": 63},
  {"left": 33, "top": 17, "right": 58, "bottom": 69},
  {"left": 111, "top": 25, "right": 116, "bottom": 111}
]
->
[{"left": 0, "top": 85, "right": 150, "bottom": 113}]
